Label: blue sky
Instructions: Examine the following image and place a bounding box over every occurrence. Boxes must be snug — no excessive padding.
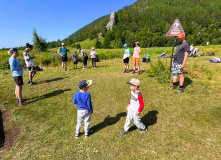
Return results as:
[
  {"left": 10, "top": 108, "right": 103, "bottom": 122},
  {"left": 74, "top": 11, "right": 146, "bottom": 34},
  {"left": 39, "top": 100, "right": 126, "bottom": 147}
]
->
[{"left": 0, "top": 0, "right": 137, "bottom": 49}]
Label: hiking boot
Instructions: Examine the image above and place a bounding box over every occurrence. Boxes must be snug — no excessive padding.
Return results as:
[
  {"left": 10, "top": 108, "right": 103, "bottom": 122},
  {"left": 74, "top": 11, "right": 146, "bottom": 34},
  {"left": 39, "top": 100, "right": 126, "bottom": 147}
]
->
[
  {"left": 168, "top": 85, "right": 177, "bottom": 90},
  {"left": 175, "top": 88, "right": 184, "bottom": 94},
  {"left": 126, "top": 70, "right": 129, "bottom": 73},
  {"left": 27, "top": 80, "right": 31, "bottom": 84},
  {"left": 138, "top": 71, "right": 141, "bottom": 75},
  {"left": 138, "top": 128, "right": 147, "bottom": 133},
  {"left": 29, "top": 81, "right": 37, "bottom": 85},
  {"left": 19, "top": 101, "right": 28, "bottom": 106},
  {"left": 120, "top": 130, "right": 127, "bottom": 136},
  {"left": 132, "top": 70, "right": 135, "bottom": 74}
]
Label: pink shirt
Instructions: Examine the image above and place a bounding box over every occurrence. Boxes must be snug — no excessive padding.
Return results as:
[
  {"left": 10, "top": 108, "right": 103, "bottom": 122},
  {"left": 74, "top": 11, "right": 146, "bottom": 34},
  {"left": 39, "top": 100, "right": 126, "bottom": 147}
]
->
[
  {"left": 133, "top": 47, "right": 141, "bottom": 58},
  {"left": 90, "top": 51, "right": 97, "bottom": 58}
]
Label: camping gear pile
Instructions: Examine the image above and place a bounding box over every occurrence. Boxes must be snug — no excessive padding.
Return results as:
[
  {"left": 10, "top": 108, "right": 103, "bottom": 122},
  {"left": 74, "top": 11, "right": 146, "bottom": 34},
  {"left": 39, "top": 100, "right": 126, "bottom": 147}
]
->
[{"left": 142, "top": 53, "right": 150, "bottom": 62}]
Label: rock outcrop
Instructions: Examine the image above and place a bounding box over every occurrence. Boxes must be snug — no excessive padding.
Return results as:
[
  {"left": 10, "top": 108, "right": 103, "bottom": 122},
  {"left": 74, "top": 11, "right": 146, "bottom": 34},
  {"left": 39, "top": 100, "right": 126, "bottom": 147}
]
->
[{"left": 106, "top": 11, "right": 118, "bottom": 30}]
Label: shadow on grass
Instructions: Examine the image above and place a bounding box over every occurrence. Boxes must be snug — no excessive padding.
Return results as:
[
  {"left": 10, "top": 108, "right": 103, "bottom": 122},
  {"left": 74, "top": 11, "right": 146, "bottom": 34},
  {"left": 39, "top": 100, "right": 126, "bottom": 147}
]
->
[
  {"left": 90, "top": 112, "right": 126, "bottom": 135},
  {"left": 28, "top": 89, "right": 71, "bottom": 103},
  {"left": 129, "top": 110, "right": 158, "bottom": 132},
  {"left": 0, "top": 109, "right": 5, "bottom": 148},
  {"left": 183, "top": 76, "right": 193, "bottom": 88},
  {"left": 37, "top": 77, "right": 68, "bottom": 84}
]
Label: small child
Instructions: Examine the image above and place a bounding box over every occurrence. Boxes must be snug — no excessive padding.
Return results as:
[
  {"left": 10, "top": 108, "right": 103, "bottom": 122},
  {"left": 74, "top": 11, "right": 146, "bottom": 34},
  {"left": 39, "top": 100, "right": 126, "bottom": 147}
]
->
[
  {"left": 73, "top": 80, "right": 93, "bottom": 138},
  {"left": 120, "top": 78, "right": 147, "bottom": 136},
  {"left": 72, "top": 51, "right": 78, "bottom": 69}
]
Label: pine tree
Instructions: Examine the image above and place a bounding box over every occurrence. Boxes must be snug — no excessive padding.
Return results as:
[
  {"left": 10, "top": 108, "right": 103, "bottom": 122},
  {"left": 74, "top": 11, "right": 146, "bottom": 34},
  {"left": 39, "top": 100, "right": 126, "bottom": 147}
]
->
[{"left": 33, "top": 29, "right": 47, "bottom": 51}]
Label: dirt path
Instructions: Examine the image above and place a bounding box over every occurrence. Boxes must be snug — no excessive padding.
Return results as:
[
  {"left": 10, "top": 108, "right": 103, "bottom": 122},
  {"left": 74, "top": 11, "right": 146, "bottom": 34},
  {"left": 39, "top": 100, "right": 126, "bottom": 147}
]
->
[{"left": 0, "top": 108, "right": 22, "bottom": 159}]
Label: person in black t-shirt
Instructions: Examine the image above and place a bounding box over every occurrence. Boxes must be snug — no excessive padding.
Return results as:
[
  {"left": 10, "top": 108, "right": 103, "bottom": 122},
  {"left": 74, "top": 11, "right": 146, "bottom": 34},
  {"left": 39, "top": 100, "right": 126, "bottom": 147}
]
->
[{"left": 168, "top": 33, "right": 189, "bottom": 93}]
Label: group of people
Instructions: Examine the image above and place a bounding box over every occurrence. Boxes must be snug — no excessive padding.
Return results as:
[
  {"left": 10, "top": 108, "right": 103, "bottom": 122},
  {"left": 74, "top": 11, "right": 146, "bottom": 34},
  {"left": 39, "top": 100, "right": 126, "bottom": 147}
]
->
[
  {"left": 9, "top": 43, "right": 37, "bottom": 105},
  {"left": 189, "top": 43, "right": 200, "bottom": 57},
  {"left": 9, "top": 33, "right": 189, "bottom": 139},
  {"left": 122, "top": 42, "right": 142, "bottom": 75},
  {"left": 73, "top": 33, "right": 189, "bottom": 138},
  {"left": 57, "top": 43, "right": 97, "bottom": 71}
]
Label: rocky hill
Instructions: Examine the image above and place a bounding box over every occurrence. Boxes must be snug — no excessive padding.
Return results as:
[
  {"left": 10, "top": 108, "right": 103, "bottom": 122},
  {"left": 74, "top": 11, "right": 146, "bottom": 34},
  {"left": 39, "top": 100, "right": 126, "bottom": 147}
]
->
[{"left": 60, "top": 0, "right": 221, "bottom": 48}]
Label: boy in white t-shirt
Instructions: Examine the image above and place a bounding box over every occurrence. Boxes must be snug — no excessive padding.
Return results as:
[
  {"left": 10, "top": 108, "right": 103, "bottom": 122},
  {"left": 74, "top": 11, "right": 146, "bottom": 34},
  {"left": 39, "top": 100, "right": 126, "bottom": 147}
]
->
[
  {"left": 123, "top": 44, "right": 132, "bottom": 73},
  {"left": 23, "top": 43, "right": 37, "bottom": 85},
  {"left": 120, "top": 78, "right": 147, "bottom": 136}
]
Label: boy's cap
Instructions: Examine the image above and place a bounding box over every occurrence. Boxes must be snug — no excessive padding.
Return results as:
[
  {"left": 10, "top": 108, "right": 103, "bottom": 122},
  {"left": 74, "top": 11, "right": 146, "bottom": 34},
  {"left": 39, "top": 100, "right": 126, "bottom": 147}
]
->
[
  {"left": 135, "top": 42, "right": 139, "bottom": 45},
  {"left": 78, "top": 80, "right": 92, "bottom": 89},
  {"left": 61, "top": 43, "right": 65, "bottom": 46},
  {"left": 73, "top": 51, "right": 77, "bottom": 53},
  {"left": 92, "top": 47, "right": 94, "bottom": 49},
  {"left": 178, "top": 33, "right": 185, "bottom": 39},
  {"left": 124, "top": 44, "right": 128, "bottom": 47},
  {"left": 10, "top": 48, "right": 18, "bottom": 55},
  {"left": 126, "top": 78, "right": 140, "bottom": 86}
]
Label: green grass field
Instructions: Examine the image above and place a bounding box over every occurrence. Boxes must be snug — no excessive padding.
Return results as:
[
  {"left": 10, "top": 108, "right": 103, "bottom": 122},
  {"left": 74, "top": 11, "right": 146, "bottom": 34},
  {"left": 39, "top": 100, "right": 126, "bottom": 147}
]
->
[{"left": 0, "top": 48, "right": 221, "bottom": 159}]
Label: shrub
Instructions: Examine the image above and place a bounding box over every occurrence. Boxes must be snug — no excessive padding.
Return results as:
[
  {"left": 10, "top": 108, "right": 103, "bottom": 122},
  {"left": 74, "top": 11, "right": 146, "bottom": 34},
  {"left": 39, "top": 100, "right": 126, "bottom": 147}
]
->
[{"left": 146, "top": 59, "right": 170, "bottom": 83}]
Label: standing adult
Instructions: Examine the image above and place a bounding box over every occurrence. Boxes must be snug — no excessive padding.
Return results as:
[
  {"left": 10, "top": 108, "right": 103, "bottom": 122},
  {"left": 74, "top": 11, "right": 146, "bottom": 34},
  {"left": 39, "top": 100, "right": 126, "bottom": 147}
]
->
[
  {"left": 79, "top": 49, "right": 88, "bottom": 69},
  {"left": 132, "top": 42, "right": 141, "bottom": 75},
  {"left": 57, "top": 43, "right": 70, "bottom": 71},
  {"left": 23, "top": 43, "right": 37, "bottom": 85},
  {"left": 122, "top": 44, "right": 132, "bottom": 73},
  {"left": 168, "top": 33, "right": 189, "bottom": 93},
  {"left": 90, "top": 47, "right": 97, "bottom": 68},
  {"left": 9, "top": 48, "right": 28, "bottom": 105}
]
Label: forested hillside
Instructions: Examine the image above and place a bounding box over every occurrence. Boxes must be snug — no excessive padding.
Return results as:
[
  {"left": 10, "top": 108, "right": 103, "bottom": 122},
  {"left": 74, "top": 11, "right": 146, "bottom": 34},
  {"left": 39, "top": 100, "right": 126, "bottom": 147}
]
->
[{"left": 53, "top": 0, "right": 221, "bottom": 48}]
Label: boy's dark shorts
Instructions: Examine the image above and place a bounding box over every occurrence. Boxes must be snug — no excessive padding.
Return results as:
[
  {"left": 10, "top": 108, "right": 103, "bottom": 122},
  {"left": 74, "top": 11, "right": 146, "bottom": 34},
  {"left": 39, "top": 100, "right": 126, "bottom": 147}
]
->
[
  {"left": 28, "top": 66, "right": 37, "bottom": 72},
  {"left": 62, "top": 56, "right": 68, "bottom": 62},
  {"left": 123, "top": 57, "right": 129, "bottom": 64},
  {"left": 13, "top": 76, "right": 23, "bottom": 86},
  {"left": 73, "top": 61, "right": 78, "bottom": 64}
]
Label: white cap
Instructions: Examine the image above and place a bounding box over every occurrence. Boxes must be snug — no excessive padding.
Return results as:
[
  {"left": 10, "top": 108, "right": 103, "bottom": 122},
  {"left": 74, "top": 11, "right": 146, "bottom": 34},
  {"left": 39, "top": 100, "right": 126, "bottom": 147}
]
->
[
  {"left": 92, "top": 47, "right": 95, "bottom": 49},
  {"left": 126, "top": 78, "right": 141, "bottom": 86},
  {"left": 61, "top": 43, "right": 65, "bottom": 46}
]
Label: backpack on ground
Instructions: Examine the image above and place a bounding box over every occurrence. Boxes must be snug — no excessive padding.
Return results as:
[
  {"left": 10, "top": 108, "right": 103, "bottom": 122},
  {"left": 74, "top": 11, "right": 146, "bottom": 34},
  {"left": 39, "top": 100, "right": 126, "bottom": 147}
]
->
[
  {"left": 209, "top": 57, "right": 221, "bottom": 63},
  {"left": 199, "top": 52, "right": 205, "bottom": 56},
  {"left": 159, "top": 52, "right": 167, "bottom": 58}
]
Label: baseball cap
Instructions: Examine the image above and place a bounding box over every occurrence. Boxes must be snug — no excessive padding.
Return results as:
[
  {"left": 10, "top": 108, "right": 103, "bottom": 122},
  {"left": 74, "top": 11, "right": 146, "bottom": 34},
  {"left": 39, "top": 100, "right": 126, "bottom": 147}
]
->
[
  {"left": 124, "top": 44, "right": 128, "bottom": 47},
  {"left": 78, "top": 80, "right": 92, "bottom": 89},
  {"left": 135, "top": 42, "right": 139, "bottom": 45},
  {"left": 178, "top": 33, "right": 185, "bottom": 39},
  {"left": 92, "top": 47, "right": 94, "bottom": 49},
  {"left": 10, "top": 48, "right": 18, "bottom": 55},
  {"left": 126, "top": 78, "right": 140, "bottom": 86},
  {"left": 61, "top": 43, "right": 65, "bottom": 46},
  {"left": 73, "top": 51, "right": 77, "bottom": 54}
]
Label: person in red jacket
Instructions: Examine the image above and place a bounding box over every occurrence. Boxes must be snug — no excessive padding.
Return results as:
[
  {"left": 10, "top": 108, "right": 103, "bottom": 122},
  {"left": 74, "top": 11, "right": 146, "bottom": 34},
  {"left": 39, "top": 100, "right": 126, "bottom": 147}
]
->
[{"left": 120, "top": 78, "right": 147, "bottom": 136}]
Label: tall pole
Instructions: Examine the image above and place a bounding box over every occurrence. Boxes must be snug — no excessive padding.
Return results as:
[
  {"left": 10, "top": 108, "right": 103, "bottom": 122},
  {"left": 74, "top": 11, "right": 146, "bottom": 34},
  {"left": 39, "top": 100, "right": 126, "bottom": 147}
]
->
[{"left": 169, "top": 36, "right": 176, "bottom": 79}]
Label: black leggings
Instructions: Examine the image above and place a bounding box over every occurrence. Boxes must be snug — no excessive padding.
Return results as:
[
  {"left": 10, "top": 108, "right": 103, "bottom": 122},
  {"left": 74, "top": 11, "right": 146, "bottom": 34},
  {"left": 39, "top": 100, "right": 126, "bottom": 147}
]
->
[{"left": 92, "top": 58, "right": 96, "bottom": 67}]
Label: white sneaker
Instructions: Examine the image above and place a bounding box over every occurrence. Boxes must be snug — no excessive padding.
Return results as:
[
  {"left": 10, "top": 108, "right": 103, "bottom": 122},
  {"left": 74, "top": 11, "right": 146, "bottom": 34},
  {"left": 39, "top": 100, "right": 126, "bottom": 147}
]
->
[{"left": 82, "top": 67, "right": 85, "bottom": 69}]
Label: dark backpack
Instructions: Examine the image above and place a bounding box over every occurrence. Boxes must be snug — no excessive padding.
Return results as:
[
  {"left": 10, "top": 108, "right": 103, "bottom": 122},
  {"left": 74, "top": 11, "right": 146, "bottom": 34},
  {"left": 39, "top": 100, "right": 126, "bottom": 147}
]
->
[{"left": 82, "top": 51, "right": 87, "bottom": 57}]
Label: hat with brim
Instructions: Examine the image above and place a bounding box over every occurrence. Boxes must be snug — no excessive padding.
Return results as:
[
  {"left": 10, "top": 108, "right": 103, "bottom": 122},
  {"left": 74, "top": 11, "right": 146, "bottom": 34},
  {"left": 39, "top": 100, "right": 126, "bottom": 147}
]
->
[
  {"left": 61, "top": 43, "right": 65, "bottom": 46},
  {"left": 126, "top": 78, "right": 140, "bottom": 86},
  {"left": 78, "top": 80, "right": 93, "bottom": 89}
]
